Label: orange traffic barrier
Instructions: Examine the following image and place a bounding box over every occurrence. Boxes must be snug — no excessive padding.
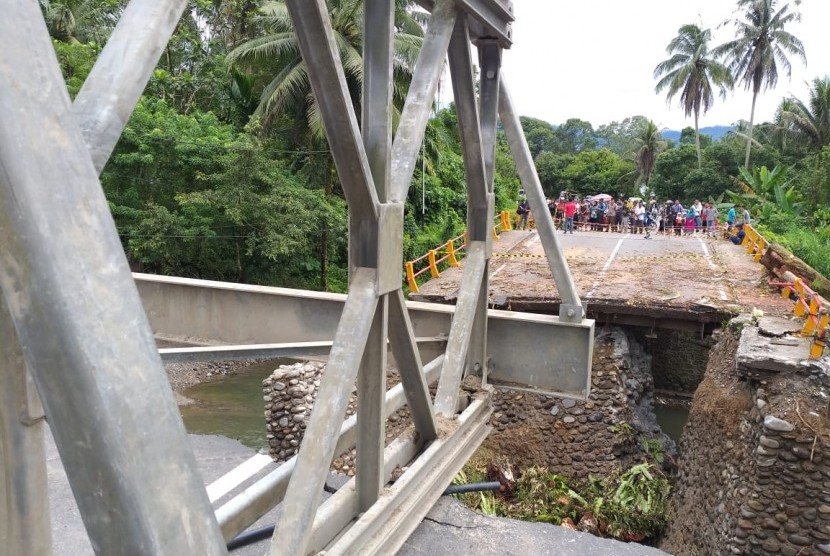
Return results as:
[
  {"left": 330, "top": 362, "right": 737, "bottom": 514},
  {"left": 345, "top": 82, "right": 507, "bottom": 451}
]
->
[
  {"left": 742, "top": 224, "right": 768, "bottom": 263},
  {"left": 744, "top": 223, "right": 826, "bottom": 358},
  {"left": 771, "top": 274, "right": 829, "bottom": 359},
  {"left": 404, "top": 211, "right": 511, "bottom": 293}
]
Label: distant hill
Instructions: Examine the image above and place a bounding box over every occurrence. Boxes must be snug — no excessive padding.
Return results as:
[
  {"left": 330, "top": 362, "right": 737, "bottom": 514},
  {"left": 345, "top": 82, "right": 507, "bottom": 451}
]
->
[{"left": 663, "top": 125, "right": 734, "bottom": 142}]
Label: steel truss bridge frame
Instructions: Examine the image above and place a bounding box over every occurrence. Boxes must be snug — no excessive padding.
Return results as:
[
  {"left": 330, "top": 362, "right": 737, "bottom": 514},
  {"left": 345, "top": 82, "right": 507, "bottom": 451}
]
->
[{"left": 0, "top": 0, "right": 592, "bottom": 554}]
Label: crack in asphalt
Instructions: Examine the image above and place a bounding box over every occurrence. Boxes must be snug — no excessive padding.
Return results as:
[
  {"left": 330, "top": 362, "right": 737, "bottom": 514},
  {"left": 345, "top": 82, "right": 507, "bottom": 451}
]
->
[{"left": 423, "top": 516, "right": 484, "bottom": 530}]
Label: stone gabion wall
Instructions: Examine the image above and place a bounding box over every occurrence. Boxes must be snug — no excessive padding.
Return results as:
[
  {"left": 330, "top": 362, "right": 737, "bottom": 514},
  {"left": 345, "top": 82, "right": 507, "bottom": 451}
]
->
[
  {"left": 662, "top": 323, "right": 830, "bottom": 555},
  {"left": 634, "top": 329, "right": 715, "bottom": 393},
  {"left": 262, "top": 362, "right": 409, "bottom": 476},
  {"left": 485, "top": 328, "right": 674, "bottom": 477},
  {"left": 262, "top": 361, "right": 329, "bottom": 462},
  {"left": 261, "top": 328, "right": 673, "bottom": 480}
]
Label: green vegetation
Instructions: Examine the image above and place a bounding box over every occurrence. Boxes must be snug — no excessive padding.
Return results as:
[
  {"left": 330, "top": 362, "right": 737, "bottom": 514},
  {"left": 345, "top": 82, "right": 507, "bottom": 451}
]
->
[
  {"left": 453, "top": 463, "right": 672, "bottom": 543},
  {"left": 43, "top": 0, "right": 828, "bottom": 293}
]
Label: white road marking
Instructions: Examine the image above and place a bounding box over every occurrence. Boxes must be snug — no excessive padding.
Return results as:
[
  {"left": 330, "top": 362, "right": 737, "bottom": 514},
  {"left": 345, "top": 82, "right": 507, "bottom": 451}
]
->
[
  {"left": 491, "top": 231, "right": 540, "bottom": 278},
  {"left": 586, "top": 234, "right": 629, "bottom": 298},
  {"left": 697, "top": 237, "right": 730, "bottom": 301},
  {"left": 206, "top": 453, "right": 274, "bottom": 503}
]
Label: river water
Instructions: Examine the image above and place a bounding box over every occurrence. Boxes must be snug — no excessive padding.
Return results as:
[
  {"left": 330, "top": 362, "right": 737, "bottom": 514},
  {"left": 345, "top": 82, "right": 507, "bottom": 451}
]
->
[
  {"left": 180, "top": 360, "right": 692, "bottom": 449},
  {"left": 653, "top": 405, "right": 690, "bottom": 442},
  {"left": 179, "top": 358, "right": 291, "bottom": 449}
]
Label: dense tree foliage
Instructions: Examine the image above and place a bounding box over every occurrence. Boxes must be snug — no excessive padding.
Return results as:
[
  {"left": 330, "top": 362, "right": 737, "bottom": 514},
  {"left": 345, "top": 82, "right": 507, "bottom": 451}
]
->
[{"left": 44, "top": 0, "right": 830, "bottom": 292}]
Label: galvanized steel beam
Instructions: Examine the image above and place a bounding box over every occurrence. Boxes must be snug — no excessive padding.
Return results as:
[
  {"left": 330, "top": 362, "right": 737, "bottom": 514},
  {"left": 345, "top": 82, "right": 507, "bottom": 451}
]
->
[
  {"left": 137, "top": 273, "right": 592, "bottom": 397},
  {"left": 448, "top": 20, "right": 490, "bottom": 243},
  {"left": 269, "top": 268, "right": 378, "bottom": 556},
  {"left": 0, "top": 2, "right": 226, "bottom": 554},
  {"left": 284, "top": 0, "right": 379, "bottom": 226},
  {"left": 466, "top": 38, "right": 501, "bottom": 381},
  {"left": 387, "top": 290, "right": 438, "bottom": 441},
  {"left": 355, "top": 0, "right": 395, "bottom": 510},
  {"left": 215, "top": 355, "right": 445, "bottom": 541},
  {"left": 390, "top": 0, "right": 457, "bottom": 202},
  {"left": 357, "top": 296, "right": 388, "bottom": 509},
  {"left": 0, "top": 301, "right": 51, "bottom": 556},
  {"left": 434, "top": 242, "right": 487, "bottom": 416},
  {"left": 73, "top": 0, "right": 188, "bottom": 174},
  {"left": 498, "top": 81, "right": 585, "bottom": 323},
  {"left": 324, "top": 398, "right": 492, "bottom": 555},
  {"left": 415, "top": 0, "right": 514, "bottom": 48},
  {"left": 157, "top": 336, "right": 447, "bottom": 364}
]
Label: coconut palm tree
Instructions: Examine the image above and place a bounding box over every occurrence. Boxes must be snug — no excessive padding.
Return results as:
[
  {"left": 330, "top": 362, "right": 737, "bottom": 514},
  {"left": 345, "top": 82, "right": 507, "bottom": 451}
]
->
[
  {"left": 714, "top": 0, "right": 806, "bottom": 169},
  {"left": 654, "top": 23, "right": 733, "bottom": 169},
  {"left": 776, "top": 76, "right": 830, "bottom": 151},
  {"left": 631, "top": 120, "right": 667, "bottom": 190},
  {"left": 226, "top": 0, "right": 424, "bottom": 135},
  {"left": 38, "top": 0, "right": 121, "bottom": 44}
]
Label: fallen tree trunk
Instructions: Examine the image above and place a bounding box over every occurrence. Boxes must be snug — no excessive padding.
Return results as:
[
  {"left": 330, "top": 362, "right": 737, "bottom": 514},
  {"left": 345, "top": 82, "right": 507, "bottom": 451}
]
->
[{"left": 760, "top": 243, "right": 830, "bottom": 298}]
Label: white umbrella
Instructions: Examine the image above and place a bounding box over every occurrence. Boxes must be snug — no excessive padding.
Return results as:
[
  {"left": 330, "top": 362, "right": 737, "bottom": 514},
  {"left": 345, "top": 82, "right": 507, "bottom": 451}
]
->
[{"left": 589, "top": 193, "right": 613, "bottom": 202}]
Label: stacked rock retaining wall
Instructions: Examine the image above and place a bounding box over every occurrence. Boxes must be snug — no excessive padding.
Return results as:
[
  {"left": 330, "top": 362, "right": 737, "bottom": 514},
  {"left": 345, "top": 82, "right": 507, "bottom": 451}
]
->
[
  {"left": 633, "top": 329, "right": 715, "bottom": 393},
  {"left": 484, "top": 328, "right": 674, "bottom": 477},
  {"left": 662, "top": 319, "right": 830, "bottom": 555},
  {"left": 262, "top": 328, "right": 674, "bottom": 480}
]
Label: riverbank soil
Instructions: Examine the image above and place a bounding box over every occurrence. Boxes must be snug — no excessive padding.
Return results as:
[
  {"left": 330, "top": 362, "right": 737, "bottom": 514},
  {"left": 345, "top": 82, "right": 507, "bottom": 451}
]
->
[{"left": 661, "top": 317, "right": 830, "bottom": 555}]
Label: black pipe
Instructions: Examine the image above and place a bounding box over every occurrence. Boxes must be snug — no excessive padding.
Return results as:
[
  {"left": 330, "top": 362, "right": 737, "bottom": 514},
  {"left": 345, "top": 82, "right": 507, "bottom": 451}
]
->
[
  {"left": 227, "top": 481, "right": 502, "bottom": 551},
  {"left": 228, "top": 480, "right": 340, "bottom": 551},
  {"left": 227, "top": 524, "right": 275, "bottom": 551},
  {"left": 442, "top": 481, "right": 501, "bottom": 496}
]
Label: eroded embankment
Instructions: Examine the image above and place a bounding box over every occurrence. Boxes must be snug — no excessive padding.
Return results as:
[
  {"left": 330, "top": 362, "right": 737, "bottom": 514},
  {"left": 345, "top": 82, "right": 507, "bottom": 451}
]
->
[
  {"left": 661, "top": 319, "right": 830, "bottom": 555},
  {"left": 482, "top": 328, "right": 674, "bottom": 476}
]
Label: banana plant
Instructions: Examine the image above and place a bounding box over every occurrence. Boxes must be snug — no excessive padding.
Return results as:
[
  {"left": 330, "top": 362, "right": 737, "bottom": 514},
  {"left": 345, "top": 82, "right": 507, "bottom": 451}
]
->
[{"left": 728, "top": 164, "right": 804, "bottom": 219}]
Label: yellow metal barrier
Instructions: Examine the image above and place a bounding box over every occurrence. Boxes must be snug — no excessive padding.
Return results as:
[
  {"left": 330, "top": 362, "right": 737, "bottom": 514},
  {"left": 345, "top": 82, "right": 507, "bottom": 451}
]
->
[
  {"left": 446, "top": 239, "right": 459, "bottom": 267},
  {"left": 741, "top": 224, "right": 768, "bottom": 263},
  {"left": 405, "top": 261, "right": 418, "bottom": 293},
  {"left": 743, "top": 224, "right": 827, "bottom": 359},
  {"left": 403, "top": 211, "right": 512, "bottom": 293},
  {"left": 427, "top": 250, "right": 440, "bottom": 278},
  {"left": 771, "top": 276, "right": 829, "bottom": 359}
]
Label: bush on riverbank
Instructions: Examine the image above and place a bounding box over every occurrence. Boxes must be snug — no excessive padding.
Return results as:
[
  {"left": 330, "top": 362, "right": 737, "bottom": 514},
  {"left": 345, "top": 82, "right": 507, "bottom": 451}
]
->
[
  {"left": 759, "top": 220, "right": 830, "bottom": 284},
  {"left": 454, "top": 461, "right": 671, "bottom": 544}
]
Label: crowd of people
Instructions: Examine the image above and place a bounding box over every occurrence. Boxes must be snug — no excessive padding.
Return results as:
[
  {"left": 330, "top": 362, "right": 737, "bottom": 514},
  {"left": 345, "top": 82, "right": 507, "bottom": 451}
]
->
[{"left": 515, "top": 193, "right": 752, "bottom": 240}]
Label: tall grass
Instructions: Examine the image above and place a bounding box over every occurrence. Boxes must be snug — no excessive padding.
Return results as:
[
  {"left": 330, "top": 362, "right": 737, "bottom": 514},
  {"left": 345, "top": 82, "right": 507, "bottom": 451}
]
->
[{"left": 759, "top": 215, "right": 830, "bottom": 281}]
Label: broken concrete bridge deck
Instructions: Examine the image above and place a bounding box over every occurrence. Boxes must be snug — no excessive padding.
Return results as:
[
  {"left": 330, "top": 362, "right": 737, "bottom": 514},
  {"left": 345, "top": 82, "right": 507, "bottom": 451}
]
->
[{"left": 411, "top": 229, "right": 794, "bottom": 331}]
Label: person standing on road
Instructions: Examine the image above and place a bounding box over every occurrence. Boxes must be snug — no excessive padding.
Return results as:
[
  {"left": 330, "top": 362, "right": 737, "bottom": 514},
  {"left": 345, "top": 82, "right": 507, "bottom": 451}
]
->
[
  {"left": 706, "top": 203, "right": 719, "bottom": 235},
  {"left": 662, "top": 201, "right": 673, "bottom": 234},
  {"left": 517, "top": 199, "right": 530, "bottom": 230},
  {"left": 564, "top": 197, "right": 577, "bottom": 234},
  {"left": 634, "top": 202, "right": 646, "bottom": 234},
  {"left": 615, "top": 199, "right": 625, "bottom": 232},
  {"left": 741, "top": 206, "right": 751, "bottom": 225},
  {"left": 606, "top": 199, "right": 617, "bottom": 232},
  {"left": 726, "top": 205, "right": 736, "bottom": 228},
  {"left": 693, "top": 199, "right": 703, "bottom": 231}
]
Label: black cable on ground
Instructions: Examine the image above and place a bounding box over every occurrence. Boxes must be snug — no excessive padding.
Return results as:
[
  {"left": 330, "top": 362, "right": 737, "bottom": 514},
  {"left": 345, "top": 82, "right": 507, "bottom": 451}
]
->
[
  {"left": 228, "top": 480, "right": 340, "bottom": 551},
  {"left": 227, "top": 524, "right": 275, "bottom": 551},
  {"left": 227, "top": 482, "right": 501, "bottom": 550},
  {"left": 442, "top": 481, "right": 502, "bottom": 496}
]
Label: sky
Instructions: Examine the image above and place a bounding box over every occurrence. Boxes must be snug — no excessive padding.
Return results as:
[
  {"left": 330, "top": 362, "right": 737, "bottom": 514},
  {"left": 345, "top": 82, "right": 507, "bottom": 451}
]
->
[{"left": 493, "top": 0, "right": 830, "bottom": 131}]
